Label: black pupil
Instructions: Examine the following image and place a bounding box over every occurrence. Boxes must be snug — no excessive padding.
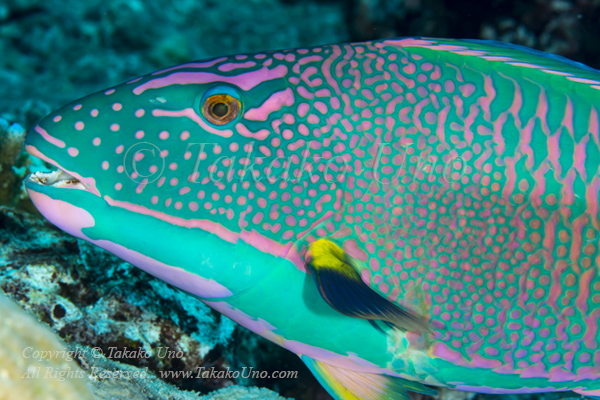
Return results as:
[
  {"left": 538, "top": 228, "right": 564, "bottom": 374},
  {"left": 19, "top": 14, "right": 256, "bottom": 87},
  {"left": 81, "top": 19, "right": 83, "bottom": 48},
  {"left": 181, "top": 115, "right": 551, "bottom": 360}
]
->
[{"left": 212, "top": 102, "right": 229, "bottom": 118}]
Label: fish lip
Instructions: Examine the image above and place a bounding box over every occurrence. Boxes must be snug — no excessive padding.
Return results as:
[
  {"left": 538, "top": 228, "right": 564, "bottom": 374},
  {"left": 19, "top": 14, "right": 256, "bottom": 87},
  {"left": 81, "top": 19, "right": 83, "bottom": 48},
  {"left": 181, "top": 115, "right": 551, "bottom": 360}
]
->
[
  {"left": 26, "top": 169, "right": 87, "bottom": 191},
  {"left": 24, "top": 144, "right": 100, "bottom": 195}
]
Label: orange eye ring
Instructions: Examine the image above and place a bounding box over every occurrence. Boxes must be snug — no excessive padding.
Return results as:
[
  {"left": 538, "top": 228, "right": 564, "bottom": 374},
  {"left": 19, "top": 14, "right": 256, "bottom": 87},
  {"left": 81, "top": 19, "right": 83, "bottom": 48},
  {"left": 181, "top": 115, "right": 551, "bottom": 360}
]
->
[{"left": 202, "top": 94, "right": 240, "bottom": 125}]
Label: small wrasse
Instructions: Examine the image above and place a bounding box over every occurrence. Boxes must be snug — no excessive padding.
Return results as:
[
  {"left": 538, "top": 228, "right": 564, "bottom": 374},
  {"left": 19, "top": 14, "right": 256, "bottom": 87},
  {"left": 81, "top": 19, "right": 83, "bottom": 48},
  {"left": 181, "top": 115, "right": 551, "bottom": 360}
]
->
[{"left": 24, "top": 37, "right": 600, "bottom": 399}]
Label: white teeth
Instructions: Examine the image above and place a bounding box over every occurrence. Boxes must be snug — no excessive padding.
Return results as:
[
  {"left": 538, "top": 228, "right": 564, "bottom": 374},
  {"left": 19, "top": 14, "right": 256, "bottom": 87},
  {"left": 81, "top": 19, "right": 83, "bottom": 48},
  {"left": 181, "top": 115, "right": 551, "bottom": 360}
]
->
[
  {"left": 29, "top": 169, "right": 82, "bottom": 188},
  {"left": 52, "top": 180, "right": 86, "bottom": 190}
]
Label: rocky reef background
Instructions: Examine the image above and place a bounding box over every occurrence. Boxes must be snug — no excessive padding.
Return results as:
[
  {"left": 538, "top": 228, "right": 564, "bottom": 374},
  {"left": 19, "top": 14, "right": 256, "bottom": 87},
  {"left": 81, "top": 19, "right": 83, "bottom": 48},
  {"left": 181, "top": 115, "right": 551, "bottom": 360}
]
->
[{"left": 0, "top": 0, "right": 598, "bottom": 399}]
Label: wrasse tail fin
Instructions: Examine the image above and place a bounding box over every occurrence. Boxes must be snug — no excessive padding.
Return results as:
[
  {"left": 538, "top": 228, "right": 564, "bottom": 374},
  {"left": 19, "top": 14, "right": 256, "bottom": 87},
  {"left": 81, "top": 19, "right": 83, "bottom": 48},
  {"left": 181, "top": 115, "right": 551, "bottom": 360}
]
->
[
  {"left": 301, "top": 355, "right": 437, "bottom": 400},
  {"left": 305, "top": 238, "right": 430, "bottom": 333}
]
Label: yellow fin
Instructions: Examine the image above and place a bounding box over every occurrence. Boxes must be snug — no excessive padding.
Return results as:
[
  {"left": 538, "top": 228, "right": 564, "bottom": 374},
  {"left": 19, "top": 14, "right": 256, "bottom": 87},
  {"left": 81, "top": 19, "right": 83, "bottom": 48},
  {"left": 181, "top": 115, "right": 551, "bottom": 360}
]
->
[
  {"left": 305, "top": 239, "right": 429, "bottom": 332},
  {"left": 301, "top": 355, "right": 437, "bottom": 400}
]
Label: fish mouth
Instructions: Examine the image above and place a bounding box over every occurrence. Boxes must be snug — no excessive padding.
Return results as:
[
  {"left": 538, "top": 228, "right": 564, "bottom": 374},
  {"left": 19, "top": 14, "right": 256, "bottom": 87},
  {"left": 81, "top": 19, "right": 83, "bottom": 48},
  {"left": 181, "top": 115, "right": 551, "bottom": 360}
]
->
[
  {"left": 27, "top": 169, "right": 86, "bottom": 190},
  {"left": 24, "top": 143, "right": 101, "bottom": 196}
]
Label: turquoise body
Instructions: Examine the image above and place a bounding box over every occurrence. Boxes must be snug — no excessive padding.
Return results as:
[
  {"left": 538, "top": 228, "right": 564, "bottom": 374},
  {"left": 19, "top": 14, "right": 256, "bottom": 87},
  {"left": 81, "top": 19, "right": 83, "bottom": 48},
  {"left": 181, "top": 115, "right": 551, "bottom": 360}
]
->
[{"left": 24, "top": 38, "right": 600, "bottom": 399}]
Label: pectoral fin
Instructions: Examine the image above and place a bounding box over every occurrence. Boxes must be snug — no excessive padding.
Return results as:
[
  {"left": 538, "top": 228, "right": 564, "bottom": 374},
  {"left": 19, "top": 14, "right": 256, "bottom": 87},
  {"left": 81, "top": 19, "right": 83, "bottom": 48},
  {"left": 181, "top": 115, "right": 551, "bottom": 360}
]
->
[
  {"left": 301, "top": 355, "right": 437, "bottom": 400},
  {"left": 305, "top": 239, "right": 429, "bottom": 333}
]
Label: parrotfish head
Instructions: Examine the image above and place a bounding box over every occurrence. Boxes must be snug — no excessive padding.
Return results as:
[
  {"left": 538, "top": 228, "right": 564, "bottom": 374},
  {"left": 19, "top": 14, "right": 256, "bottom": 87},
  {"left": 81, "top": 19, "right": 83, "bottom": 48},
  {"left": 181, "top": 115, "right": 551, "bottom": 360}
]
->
[{"left": 24, "top": 52, "right": 305, "bottom": 295}]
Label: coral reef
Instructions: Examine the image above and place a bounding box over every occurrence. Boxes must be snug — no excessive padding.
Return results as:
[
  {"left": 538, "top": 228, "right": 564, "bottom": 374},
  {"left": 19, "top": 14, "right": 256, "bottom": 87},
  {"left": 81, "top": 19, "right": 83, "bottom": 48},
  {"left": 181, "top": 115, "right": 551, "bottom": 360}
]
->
[
  {"left": 0, "top": 118, "right": 30, "bottom": 209},
  {"left": 199, "top": 386, "right": 291, "bottom": 400},
  {"left": 0, "top": 290, "right": 291, "bottom": 400},
  {"left": 69, "top": 342, "right": 293, "bottom": 400},
  {"left": 0, "top": 292, "right": 95, "bottom": 400}
]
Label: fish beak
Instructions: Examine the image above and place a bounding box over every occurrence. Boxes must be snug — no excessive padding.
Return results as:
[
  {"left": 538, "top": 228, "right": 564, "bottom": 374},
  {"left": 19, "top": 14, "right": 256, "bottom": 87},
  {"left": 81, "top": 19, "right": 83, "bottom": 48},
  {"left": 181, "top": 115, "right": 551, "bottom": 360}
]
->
[
  {"left": 27, "top": 169, "right": 86, "bottom": 190},
  {"left": 24, "top": 143, "right": 101, "bottom": 197}
]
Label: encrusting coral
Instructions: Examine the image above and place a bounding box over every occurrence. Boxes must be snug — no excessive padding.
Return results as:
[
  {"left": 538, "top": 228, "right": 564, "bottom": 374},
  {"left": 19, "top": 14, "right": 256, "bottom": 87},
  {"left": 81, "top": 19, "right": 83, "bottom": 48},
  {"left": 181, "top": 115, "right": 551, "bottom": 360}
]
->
[
  {"left": 0, "top": 118, "right": 28, "bottom": 208},
  {"left": 200, "top": 386, "right": 292, "bottom": 400},
  {"left": 0, "top": 291, "right": 293, "bottom": 400},
  {"left": 0, "top": 292, "right": 95, "bottom": 400}
]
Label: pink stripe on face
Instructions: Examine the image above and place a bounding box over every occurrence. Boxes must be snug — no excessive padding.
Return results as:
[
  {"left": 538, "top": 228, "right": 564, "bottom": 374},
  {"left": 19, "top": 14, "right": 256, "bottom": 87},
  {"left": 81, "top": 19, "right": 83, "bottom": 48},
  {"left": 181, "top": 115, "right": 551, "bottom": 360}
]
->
[
  {"left": 28, "top": 191, "right": 233, "bottom": 299},
  {"left": 244, "top": 88, "right": 295, "bottom": 121},
  {"left": 239, "top": 229, "right": 305, "bottom": 272},
  {"left": 135, "top": 65, "right": 289, "bottom": 94},
  {"left": 153, "top": 108, "right": 233, "bottom": 138},
  {"left": 27, "top": 189, "right": 96, "bottom": 241},
  {"left": 104, "top": 195, "right": 240, "bottom": 244},
  {"left": 33, "top": 125, "right": 65, "bottom": 148},
  {"left": 25, "top": 144, "right": 101, "bottom": 197},
  {"left": 95, "top": 237, "right": 234, "bottom": 299}
]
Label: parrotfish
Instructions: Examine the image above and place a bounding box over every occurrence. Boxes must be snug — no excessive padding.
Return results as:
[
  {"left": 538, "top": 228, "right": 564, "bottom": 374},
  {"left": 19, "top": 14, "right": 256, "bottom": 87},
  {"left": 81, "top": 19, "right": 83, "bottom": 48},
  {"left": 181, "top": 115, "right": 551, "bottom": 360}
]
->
[{"left": 24, "top": 37, "right": 600, "bottom": 399}]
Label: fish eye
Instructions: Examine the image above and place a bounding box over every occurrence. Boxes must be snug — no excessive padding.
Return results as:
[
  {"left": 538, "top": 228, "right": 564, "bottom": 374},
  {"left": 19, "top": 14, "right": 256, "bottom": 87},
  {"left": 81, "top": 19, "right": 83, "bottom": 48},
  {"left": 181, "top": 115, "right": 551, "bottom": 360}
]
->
[{"left": 202, "top": 93, "right": 240, "bottom": 125}]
